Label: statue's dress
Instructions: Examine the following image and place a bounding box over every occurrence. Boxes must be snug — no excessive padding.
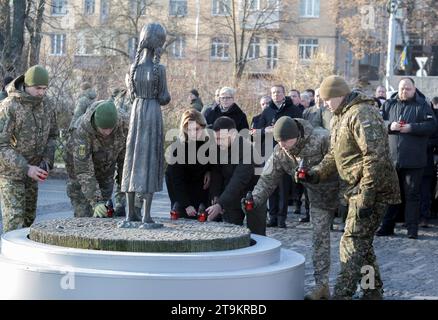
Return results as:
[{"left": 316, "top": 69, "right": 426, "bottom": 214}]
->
[{"left": 121, "top": 62, "right": 170, "bottom": 195}]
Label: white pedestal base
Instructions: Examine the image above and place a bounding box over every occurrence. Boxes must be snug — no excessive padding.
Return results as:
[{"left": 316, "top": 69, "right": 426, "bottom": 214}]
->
[{"left": 0, "top": 228, "right": 305, "bottom": 300}]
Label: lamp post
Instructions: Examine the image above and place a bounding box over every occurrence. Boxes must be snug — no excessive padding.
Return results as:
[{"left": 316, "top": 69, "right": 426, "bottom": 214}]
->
[{"left": 385, "top": 0, "right": 401, "bottom": 91}]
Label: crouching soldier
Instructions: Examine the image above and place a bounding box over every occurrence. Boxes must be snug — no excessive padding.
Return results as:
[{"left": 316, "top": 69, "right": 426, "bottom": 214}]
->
[
  {"left": 0, "top": 65, "right": 58, "bottom": 232},
  {"left": 242, "top": 116, "right": 338, "bottom": 300},
  {"left": 65, "top": 100, "right": 129, "bottom": 218}
]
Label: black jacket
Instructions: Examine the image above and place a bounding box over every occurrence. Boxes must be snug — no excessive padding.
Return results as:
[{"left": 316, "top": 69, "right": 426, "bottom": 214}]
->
[
  {"left": 382, "top": 89, "right": 437, "bottom": 169},
  {"left": 210, "top": 136, "right": 258, "bottom": 210},
  {"left": 165, "top": 139, "right": 210, "bottom": 211},
  {"left": 255, "top": 97, "right": 303, "bottom": 132},
  {"left": 205, "top": 103, "right": 249, "bottom": 132}
]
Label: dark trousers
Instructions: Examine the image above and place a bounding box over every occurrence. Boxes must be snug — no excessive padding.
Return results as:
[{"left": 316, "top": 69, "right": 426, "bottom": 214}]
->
[
  {"left": 295, "top": 183, "right": 310, "bottom": 213},
  {"left": 420, "top": 174, "right": 432, "bottom": 220},
  {"left": 381, "top": 168, "right": 423, "bottom": 234},
  {"left": 268, "top": 173, "right": 292, "bottom": 219}
]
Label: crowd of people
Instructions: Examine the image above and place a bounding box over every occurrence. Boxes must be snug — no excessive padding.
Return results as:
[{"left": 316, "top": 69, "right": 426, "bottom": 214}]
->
[{"left": 1, "top": 62, "right": 437, "bottom": 300}]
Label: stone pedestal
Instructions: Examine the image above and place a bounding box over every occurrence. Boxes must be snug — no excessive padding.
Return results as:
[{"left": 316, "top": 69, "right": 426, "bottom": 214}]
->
[{"left": 0, "top": 218, "right": 305, "bottom": 300}]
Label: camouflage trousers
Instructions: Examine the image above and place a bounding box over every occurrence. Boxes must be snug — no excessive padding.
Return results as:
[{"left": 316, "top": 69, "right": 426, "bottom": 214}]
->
[
  {"left": 66, "top": 177, "right": 114, "bottom": 217},
  {"left": 333, "top": 196, "right": 387, "bottom": 299},
  {"left": 0, "top": 177, "right": 38, "bottom": 233},
  {"left": 307, "top": 183, "right": 338, "bottom": 286}
]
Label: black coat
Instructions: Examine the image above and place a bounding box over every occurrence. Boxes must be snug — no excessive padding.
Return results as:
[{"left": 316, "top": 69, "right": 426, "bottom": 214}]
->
[
  {"left": 205, "top": 103, "right": 249, "bottom": 132},
  {"left": 210, "top": 136, "right": 258, "bottom": 211},
  {"left": 382, "top": 89, "right": 437, "bottom": 169},
  {"left": 165, "top": 139, "right": 210, "bottom": 212},
  {"left": 255, "top": 97, "right": 303, "bottom": 132}
]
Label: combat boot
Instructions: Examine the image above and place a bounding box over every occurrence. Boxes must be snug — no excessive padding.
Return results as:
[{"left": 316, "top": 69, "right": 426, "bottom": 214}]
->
[
  {"left": 304, "top": 284, "right": 330, "bottom": 300},
  {"left": 360, "top": 289, "right": 383, "bottom": 300},
  {"left": 278, "top": 216, "right": 287, "bottom": 228},
  {"left": 266, "top": 217, "right": 277, "bottom": 227}
]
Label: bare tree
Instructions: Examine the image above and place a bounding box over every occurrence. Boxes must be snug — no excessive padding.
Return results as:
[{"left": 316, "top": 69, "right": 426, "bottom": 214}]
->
[
  {"left": 25, "top": 0, "right": 46, "bottom": 67},
  {"left": 204, "top": 0, "right": 292, "bottom": 82}
]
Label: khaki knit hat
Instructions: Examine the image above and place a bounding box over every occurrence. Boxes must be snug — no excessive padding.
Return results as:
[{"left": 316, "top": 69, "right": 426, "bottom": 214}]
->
[
  {"left": 319, "top": 75, "right": 350, "bottom": 100},
  {"left": 24, "top": 65, "right": 49, "bottom": 87},
  {"left": 273, "top": 116, "right": 299, "bottom": 142}
]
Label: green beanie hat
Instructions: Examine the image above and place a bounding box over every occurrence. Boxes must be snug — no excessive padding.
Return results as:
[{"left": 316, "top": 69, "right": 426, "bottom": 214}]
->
[
  {"left": 319, "top": 75, "right": 350, "bottom": 100},
  {"left": 24, "top": 65, "right": 49, "bottom": 87},
  {"left": 93, "top": 101, "right": 118, "bottom": 129},
  {"left": 273, "top": 116, "right": 299, "bottom": 142}
]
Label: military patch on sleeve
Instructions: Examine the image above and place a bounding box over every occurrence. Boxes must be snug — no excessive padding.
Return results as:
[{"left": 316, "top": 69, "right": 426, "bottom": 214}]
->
[{"left": 76, "top": 144, "right": 87, "bottom": 160}]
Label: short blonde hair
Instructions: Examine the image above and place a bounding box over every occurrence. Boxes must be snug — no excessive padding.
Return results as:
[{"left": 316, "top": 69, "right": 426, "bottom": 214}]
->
[
  {"left": 219, "top": 86, "right": 235, "bottom": 97},
  {"left": 179, "top": 108, "right": 207, "bottom": 141}
]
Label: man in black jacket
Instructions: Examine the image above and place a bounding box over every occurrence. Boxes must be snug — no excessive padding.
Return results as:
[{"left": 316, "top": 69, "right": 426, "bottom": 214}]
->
[
  {"left": 205, "top": 87, "right": 249, "bottom": 132},
  {"left": 377, "top": 78, "right": 437, "bottom": 239},
  {"left": 255, "top": 85, "right": 302, "bottom": 228},
  {"left": 206, "top": 116, "right": 265, "bottom": 235}
]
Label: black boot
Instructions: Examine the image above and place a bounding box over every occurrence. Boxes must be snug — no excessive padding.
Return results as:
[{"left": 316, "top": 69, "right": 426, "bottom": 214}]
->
[
  {"left": 278, "top": 216, "right": 287, "bottom": 228},
  {"left": 299, "top": 210, "right": 310, "bottom": 223},
  {"left": 267, "top": 216, "right": 278, "bottom": 227}
]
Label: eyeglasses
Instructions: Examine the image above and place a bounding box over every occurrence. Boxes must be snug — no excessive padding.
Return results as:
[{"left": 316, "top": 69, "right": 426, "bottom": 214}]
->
[{"left": 220, "top": 96, "right": 233, "bottom": 100}]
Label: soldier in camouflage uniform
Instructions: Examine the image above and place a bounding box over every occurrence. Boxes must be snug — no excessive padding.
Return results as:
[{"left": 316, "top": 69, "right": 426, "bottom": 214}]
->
[
  {"left": 300, "top": 76, "right": 401, "bottom": 300},
  {"left": 0, "top": 65, "right": 58, "bottom": 233},
  {"left": 64, "top": 100, "right": 129, "bottom": 217},
  {"left": 68, "top": 82, "right": 97, "bottom": 129},
  {"left": 243, "top": 116, "right": 338, "bottom": 300}
]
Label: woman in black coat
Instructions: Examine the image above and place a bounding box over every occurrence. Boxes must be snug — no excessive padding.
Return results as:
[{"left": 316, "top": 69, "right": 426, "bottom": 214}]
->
[{"left": 165, "top": 109, "right": 211, "bottom": 218}]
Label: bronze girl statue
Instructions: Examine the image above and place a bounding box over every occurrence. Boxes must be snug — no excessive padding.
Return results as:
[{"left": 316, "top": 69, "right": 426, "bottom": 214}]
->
[{"left": 120, "top": 23, "right": 171, "bottom": 228}]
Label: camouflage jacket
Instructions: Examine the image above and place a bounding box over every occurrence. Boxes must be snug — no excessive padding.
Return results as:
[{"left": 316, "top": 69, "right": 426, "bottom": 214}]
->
[
  {"left": 68, "top": 102, "right": 129, "bottom": 207},
  {"left": 0, "top": 75, "right": 58, "bottom": 180},
  {"left": 69, "top": 88, "right": 97, "bottom": 129},
  {"left": 303, "top": 105, "right": 332, "bottom": 131},
  {"left": 252, "top": 119, "right": 337, "bottom": 208},
  {"left": 313, "top": 92, "right": 401, "bottom": 206}
]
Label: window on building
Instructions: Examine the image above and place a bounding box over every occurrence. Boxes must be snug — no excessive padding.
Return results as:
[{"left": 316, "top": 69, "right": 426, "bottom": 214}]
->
[
  {"left": 299, "top": 0, "right": 320, "bottom": 18},
  {"left": 248, "top": 37, "right": 260, "bottom": 60},
  {"left": 212, "top": 0, "right": 230, "bottom": 16},
  {"left": 211, "top": 37, "right": 230, "bottom": 59},
  {"left": 100, "top": 0, "right": 110, "bottom": 22},
  {"left": 267, "top": 38, "right": 278, "bottom": 69},
  {"left": 130, "top": 0, "right": 148, "bottom": 16},
  {"left": 50, "top": 34, "right": 66, "bottom": 56},
  {"left": 128, "top": 37, "right": 137, "bottom": 60},
  {"left": 299, "top": 38, "right": 318, "bottom": 60},
  {"left": 84, "top": 0, "right": 95, "bottom": 15},
  {"left": 170, "top": 36, "right": 186, "bottom": 58},
  {"left": 51, "top": 0, "right": 67, "bottom": 15},
  {"left": 169, "top": 0, "right": 187, "bottom": 16}
]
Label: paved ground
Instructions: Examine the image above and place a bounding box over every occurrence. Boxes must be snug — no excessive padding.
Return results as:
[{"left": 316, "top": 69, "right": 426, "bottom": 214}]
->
[{"left": 1, "top": 178, "right": 437, "bottom": 300}]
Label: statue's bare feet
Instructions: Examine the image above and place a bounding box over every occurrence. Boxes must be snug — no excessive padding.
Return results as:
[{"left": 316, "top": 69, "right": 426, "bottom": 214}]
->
[
  {"left": 139, "top": 222, "right": 163, "bottom": 229},
  {"left": 117, "top": 220, "right": 136, "bottom": 228}
]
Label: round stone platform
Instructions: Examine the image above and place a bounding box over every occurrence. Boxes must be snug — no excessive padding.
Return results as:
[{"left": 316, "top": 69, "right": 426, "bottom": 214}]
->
[
  {"left": 0, "top": 227, "right": 305, "bottom": 300},
  {"left": 29, "top": 218, "right": 251, "bottom": 252}
]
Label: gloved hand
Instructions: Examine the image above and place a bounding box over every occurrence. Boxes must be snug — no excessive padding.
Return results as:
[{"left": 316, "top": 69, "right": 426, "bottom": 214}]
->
[
  {"left": 93, "top": 202, "right": 108, "bottom": 218},
  {"left": 294, "top": 169, "right": 319, "bottom": 184}
]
